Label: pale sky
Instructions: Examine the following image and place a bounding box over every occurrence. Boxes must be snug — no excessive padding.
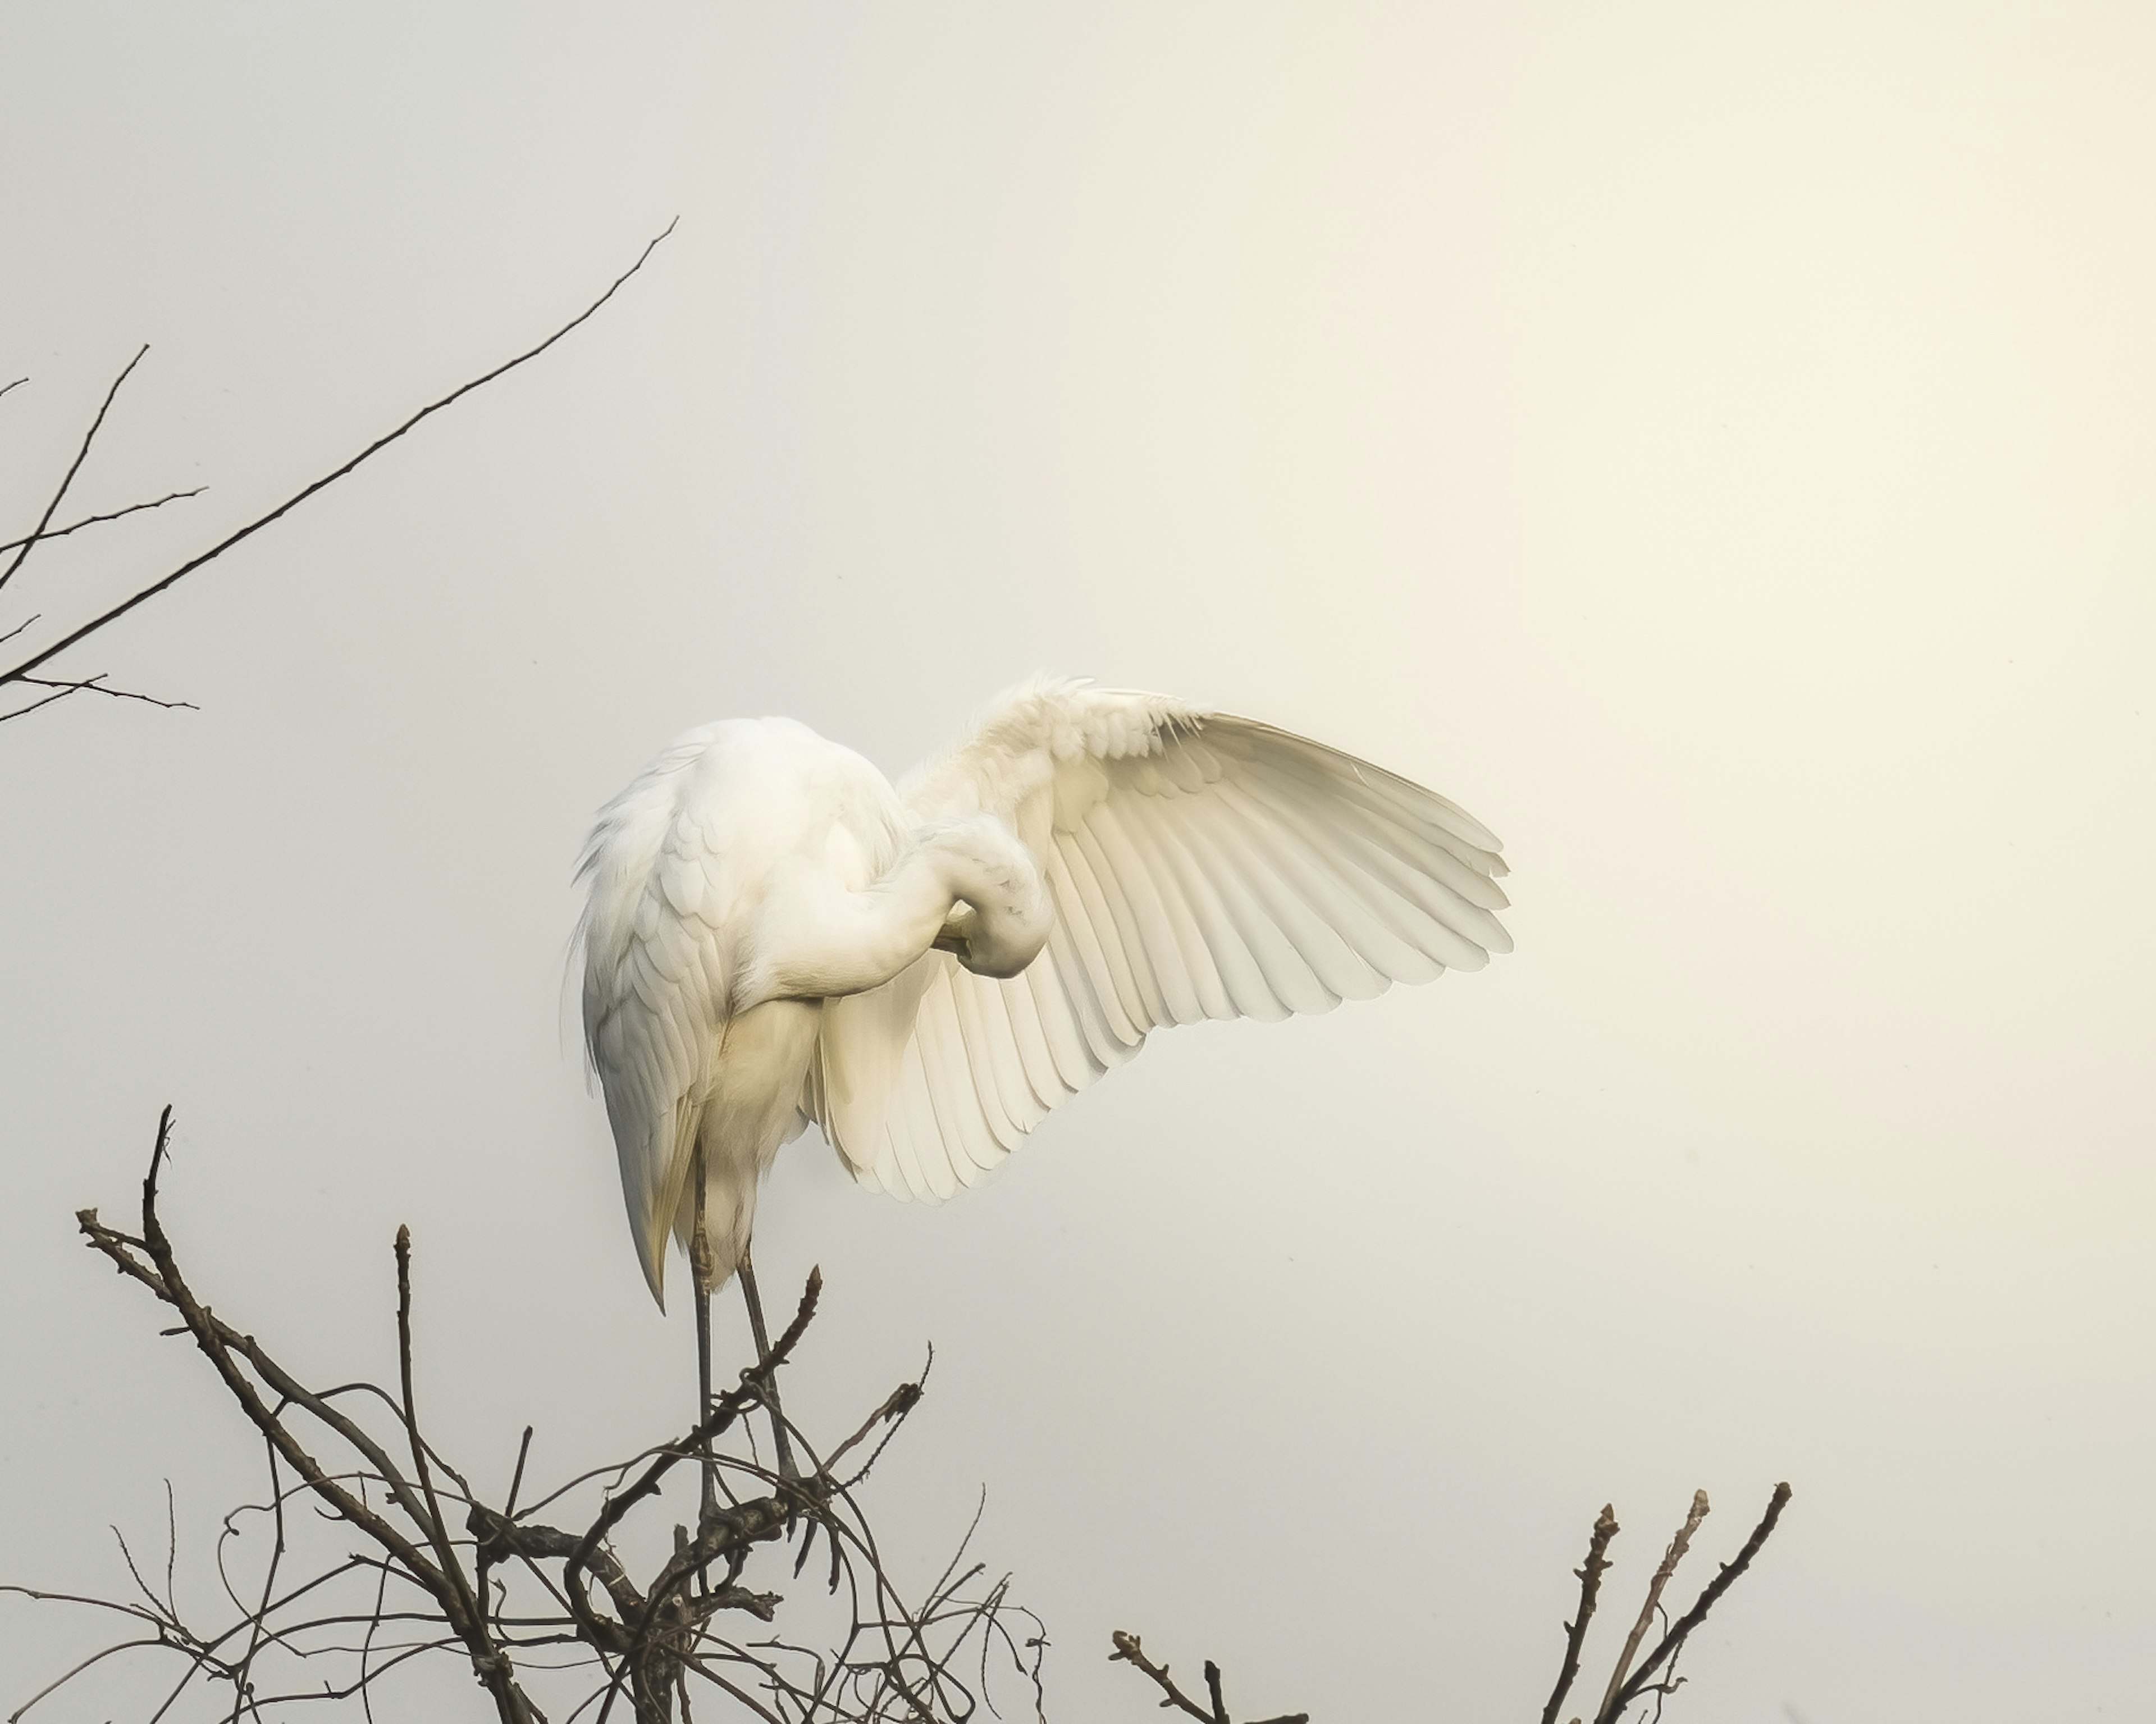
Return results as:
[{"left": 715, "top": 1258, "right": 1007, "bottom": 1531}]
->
[{"left": 3, "top": 5, "right": 2152, "bottom": 1720}]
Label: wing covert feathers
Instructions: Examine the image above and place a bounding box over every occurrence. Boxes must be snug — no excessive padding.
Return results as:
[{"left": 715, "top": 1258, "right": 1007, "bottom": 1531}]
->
[
  {"left": 575, "top": 728, "right": 735, "bottom": 1305},
  {"left": 812, "top": 679, "right": 1510, "bottom": 1205}
]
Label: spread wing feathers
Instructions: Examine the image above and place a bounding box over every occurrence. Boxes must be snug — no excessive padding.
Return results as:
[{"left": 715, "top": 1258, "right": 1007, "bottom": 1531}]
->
[
  {"left": 810, "top": 679, "right": 1511, "bottom": 1202},
  {"left": 574, "top": 728, "right": 737, "bottom": 1300}
]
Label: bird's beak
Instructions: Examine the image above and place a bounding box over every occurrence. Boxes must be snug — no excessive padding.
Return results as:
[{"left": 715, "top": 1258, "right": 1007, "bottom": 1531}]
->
[{"left": 931, "top": 904, "right": 976, "bottom": 962}]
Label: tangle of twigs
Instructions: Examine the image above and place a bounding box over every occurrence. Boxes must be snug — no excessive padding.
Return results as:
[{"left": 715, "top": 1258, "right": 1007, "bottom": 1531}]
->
[
  {"left": 9, "top": 1108, "right": 1792, "bottom": 1724},
  {"left": 7, "top": 1108, "right": 1044, "bottom": 1724}
]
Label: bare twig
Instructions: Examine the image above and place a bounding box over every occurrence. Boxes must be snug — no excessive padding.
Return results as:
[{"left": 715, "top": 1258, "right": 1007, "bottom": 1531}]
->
[
  {"left": 0, "top": 345, "right": 148, "bottom": 597},
  {"left": 0, "top": 672, "right": 196, "bottom": 720},
  {"left": 1596, "top": 1490, "right": 1707, "bottom": 1723},
  {"left": 1204, "top": 1660, "right": 1230, "bottom": 1724},
  {"left": 1108, "top": 1631, "right": 1307, "bottom": 1724},
  {"left": 1541, "top": 1503, "right": 1619, "bottom": 1724},
  {"left": 223, "top": 1439, "right": 286, "bottom": 1723},
  {"left": 392, "top": 1226, "right": 492, "bottom": 1672},
  {"left": 0, "top": 487, "right": 204, "bottom": 556},
  {"left": 1, "top": 221, "right": 677, "bottom": 705},
  {"left": 77, "top": 1112, "right": 453, "bottom": 1597},
  {"left": 0, "top": 678, "right": 94, "bottom": 724}
]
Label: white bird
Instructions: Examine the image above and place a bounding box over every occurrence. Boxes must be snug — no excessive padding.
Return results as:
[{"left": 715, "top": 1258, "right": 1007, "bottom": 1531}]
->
[{"left": 575, "top": 676, "right": 1511, "bottom": 1337}]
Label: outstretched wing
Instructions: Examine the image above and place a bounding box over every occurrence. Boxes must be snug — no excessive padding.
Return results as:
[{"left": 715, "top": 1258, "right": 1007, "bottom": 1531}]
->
[
  {"left": 575, "top": 725, "right": 736, "bottom": 1302},
  {"left": 808, "top": 679, "right": 1511, "bottom": 1202}
]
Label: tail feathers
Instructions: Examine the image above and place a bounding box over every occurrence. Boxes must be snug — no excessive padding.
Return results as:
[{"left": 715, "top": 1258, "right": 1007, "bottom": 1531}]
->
[{"left": 631, "top": 1144, "right": 756, "bottom": 1311}]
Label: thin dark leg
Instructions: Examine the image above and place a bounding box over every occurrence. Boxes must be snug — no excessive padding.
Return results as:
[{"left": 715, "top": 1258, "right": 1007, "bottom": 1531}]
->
[
  {"left": 691, "top": 1150, "right": 718, "bottom": 1526},
  {"left": 736, "top": 1246, "right": 797, "bottom": 1479}
]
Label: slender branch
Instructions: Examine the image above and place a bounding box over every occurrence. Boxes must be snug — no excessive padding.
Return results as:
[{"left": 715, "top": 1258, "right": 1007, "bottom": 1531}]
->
[
  {"left": 10, "top": 673, "right": 196, "bottom": 711},
  {"left": 0, "top": 223, "right": 674, "bottom": 694},
  {"left": 506, "top": 1427, "right": 535, "bottom": 1521},
  {"left": 0, "top": 487, "right": 204, "bottom": 555},
  {"left": 479, "top": 1425, "right": 537, "bottom": 1642},
  {"left": 1203, "top": 1660, "right": 1230, "bottom": 1724},
  {"left": 68, "top": 1110, "right": 557, "bottom": 1717},
  {"left": 108, "top": 1524, "right": 170, "bottom": 1620},
  {"left": 1108, "top": 1632, "right": 1307, "bottom": 1724},
  {"left": 0, "top": 345, "right": 148, "bottom": 597},
  {"left": 0, "top": 680, "right": 92, "bottom": 724},
  {"left": 223, "top": 1439, "right": 287, "bottom": 1724},
  {"left": 1541, "top": 1503, "right": 1619, "bottom": 1724},
  {"left": 393, "top": 1225, "right": 488, "bottom": 1643},
  {"left": 568, "top": 1270, "right": 822, "bottom": 1598},
  {"left": 75, "top": 1132, "right": 446, "bottom": 1577},
  {"left": 1596, "top": 1490, "right": 1707, "bottom": 1723},
  {"left": 7, "top": 1635, "right": 170, "bottom": 1722}
]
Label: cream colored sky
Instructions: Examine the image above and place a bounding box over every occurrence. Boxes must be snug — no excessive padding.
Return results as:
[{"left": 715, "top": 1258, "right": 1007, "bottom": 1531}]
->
[{"left": 3, "top": 4, "right": 2150, "bottom": 1718}]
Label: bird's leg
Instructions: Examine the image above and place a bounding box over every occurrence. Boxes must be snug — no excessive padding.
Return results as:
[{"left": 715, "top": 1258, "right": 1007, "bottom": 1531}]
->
[
  {"left": 736, "top": 1246, "right": 798, "bottom": 1480},
  {"left": 690, "top": 1149, "right": 718, "bottom": 1531}
]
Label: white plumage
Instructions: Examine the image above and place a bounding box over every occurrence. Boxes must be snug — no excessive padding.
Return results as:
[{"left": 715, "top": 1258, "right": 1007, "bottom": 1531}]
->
[{"left": 577, "top": 679, "right": 1511, "bottom": 1306}]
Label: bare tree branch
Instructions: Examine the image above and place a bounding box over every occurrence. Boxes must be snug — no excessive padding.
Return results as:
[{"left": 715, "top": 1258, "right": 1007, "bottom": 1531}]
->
[
  {"left": 0, "top": 345, "right": 148, "bottom": 598},
  {"left": 1541, "top": 1502, "right": 1619, "bottom": 1724},
  {"left": 22, "top": 1110, "right": 1039, "bottom": 1724},
  {"left": 1600, "top": 1484, "right": 1792, "bottom": 1723},
  {"left": 0, "top": 672, "right": 197, "bottom": 722},
  {"left": 1532, "top": 1484, "right": 1794, "bottom": 1724},
  {"left": 394, "top": 1233, "right": 480, "bottom": 1584},
  {"left": 1108, "top": 1632, "right": 1305, "bottom": 1724},
  {"left": 0, "top": 487, "right": 205, "bottom": 555},
  {"left": 1597, "top": 1490, "right": 1707, "bottom": 1722},
  {"left": 1, "top": 220, "right": 677, "bottom": 710},
  {"left": 0, "top": 677, "right": 103, "bottom": 724}
]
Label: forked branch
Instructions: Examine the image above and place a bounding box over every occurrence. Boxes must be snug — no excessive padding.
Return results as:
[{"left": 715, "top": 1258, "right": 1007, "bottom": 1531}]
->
[
  {"left": 2, "top": 223, "right": 675, "bottom": 725},
  {"left": 1538, "top": 1483, "right": 1794, "bottom": 1724},
  {"left": 1109, "top": 1631, "right": 1307, "bottom": 1724},
  {"left": 27, "top": 1109, "right": 1041, "bottom": 1724}
]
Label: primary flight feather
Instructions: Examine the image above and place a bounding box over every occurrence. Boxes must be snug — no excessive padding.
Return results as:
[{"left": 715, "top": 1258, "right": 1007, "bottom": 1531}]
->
[{"left": 577, "top": 678, "right": 1510, "bottom": 1306}]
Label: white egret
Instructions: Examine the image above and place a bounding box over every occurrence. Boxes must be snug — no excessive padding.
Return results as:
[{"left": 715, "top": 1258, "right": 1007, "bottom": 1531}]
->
[{"left": 575, "top": 678, "right": 1510, "bottom": 1469}]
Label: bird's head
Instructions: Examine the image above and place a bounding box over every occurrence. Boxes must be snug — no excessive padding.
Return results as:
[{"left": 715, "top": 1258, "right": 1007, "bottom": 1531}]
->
[{"left": 922, "top": 816, "right": 1053, "bottom": 979}]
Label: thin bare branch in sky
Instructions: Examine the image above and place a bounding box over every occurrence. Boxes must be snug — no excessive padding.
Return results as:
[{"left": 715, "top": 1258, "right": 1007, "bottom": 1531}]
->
[
  {"left": 0, "top": 220, "right": 678, "bottom": 716},
  {"left": 1541, "top": 1503, "right": 1620, "bottom": 1724},
  {"left": 1598, "top": 1490, "right": 1710, "bottom": 1720},
  {"left": 0, "top": 346, "right": 149, "bottom": 598},
  {"left": 1109, "top": 1631, "right": 1308, "bottom": 1724},
  {"left": 0, "top": 673, "right": 197, "bottom": 724},
  {"left": 0, "top": 487, "right": 205, "bottom": 556}
]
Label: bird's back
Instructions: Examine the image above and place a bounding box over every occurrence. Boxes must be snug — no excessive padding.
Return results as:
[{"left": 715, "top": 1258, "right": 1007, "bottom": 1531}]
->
[{"left": 577, "top": 716, "right": 905, "bottom": 1299}]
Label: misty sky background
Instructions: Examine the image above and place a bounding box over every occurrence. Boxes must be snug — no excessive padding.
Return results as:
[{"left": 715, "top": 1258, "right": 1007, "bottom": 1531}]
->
[{"left": 2, "top": 4, "right": 2151, "bottom": 1718}]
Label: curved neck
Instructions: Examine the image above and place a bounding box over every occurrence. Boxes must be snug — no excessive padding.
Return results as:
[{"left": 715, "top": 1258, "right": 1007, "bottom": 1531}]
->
[
  {"left": 746, "top": 819, "right": 1052, "bottom": 1004},
  {"left": 747, "top": 840, "right": 977, "bottom": 1003}
]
